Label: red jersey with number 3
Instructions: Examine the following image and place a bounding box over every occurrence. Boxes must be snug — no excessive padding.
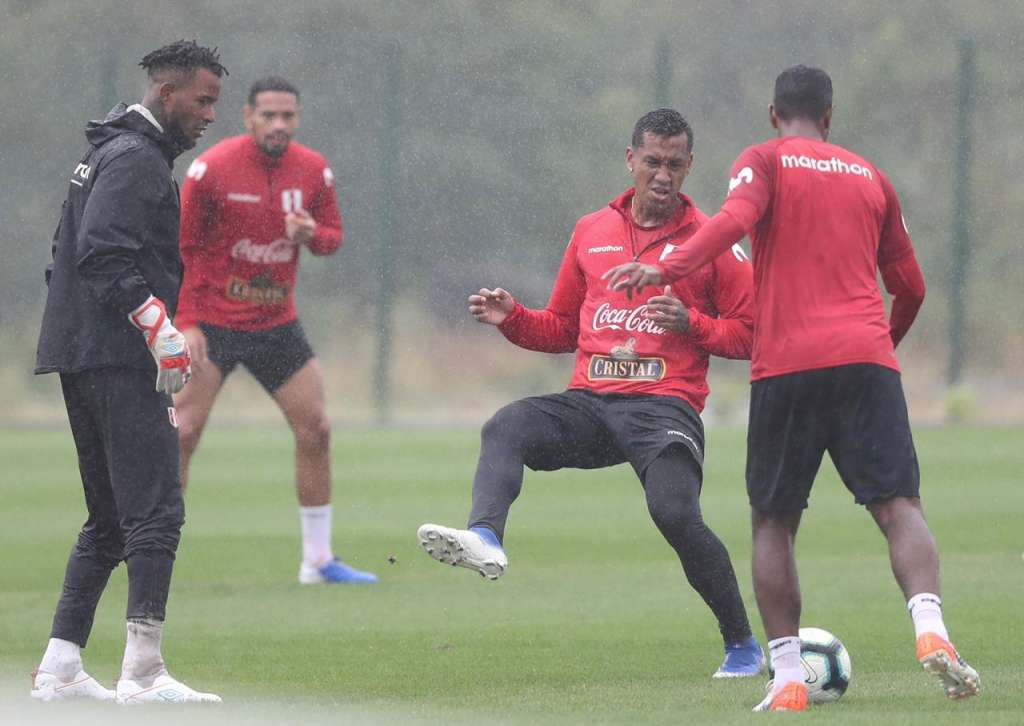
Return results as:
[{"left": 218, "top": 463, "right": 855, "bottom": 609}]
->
[
  {"left": 176, "top": 135, "right": 343, "bottom": 331},
  {"left": 720, "top": 137, "right": 915, "bottom": 380}
]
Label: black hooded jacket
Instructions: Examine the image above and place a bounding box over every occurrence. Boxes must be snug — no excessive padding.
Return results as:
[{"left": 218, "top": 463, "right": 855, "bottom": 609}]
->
[{"left": 36, "top": 104, "right": 188, "bottom": 374}]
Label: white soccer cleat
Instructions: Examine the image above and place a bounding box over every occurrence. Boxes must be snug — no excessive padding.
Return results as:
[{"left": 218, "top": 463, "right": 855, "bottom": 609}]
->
[
  {"left": 417, "top": 523, "right": 507, "bottom": 580},
  {"left": 30, "top": 669, "right": 115, "bottom": 701},
  {"left": 115, "top": 673, "right": 221, "bottom": 704}
]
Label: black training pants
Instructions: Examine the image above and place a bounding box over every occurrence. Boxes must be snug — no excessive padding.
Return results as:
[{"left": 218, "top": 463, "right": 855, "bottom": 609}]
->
[
  {"left": 467, "top": 391, "right": 752, "bottom": 644},
  {"left": 50, "top": 367, "right": 185, "bottom": 647}
]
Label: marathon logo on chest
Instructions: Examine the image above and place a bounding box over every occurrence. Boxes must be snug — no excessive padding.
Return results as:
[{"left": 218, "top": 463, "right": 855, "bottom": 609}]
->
[
  {"left": 588, "top": 355, "right": 666, "bottom": 381},
  {"left": 226, "top": 273, "right": 289, "bottom": 305}
]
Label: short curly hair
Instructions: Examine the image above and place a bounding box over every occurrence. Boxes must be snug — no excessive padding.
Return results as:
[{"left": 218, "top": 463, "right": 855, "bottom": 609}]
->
[
  {"left": 631, "top": 109, "right": 693, "bottom": 152},
  {"left": 248, "top": 76, "right": 299, "bottom": 106},
  {"left": 139, "top": 39, "right": 228, "bottom": 78},
  {"left": 773, "top": 65, "right": 832, "bottom": 121}
]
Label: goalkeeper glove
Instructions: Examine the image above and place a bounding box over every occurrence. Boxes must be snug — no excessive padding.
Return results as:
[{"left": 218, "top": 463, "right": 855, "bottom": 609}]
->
[{"left": 128, "top": 296, "right": 192, "bottom": 395}]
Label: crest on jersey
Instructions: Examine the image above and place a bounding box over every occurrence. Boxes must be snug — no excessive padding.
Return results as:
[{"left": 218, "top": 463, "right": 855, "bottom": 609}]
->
[{"left": 281, "top": 188, "right": 303, "bottom": 213}]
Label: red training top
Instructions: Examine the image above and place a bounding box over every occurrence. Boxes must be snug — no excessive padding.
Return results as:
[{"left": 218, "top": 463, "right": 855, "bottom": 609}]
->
[
  {"left": 658, "top": 136, "right": 925, "bottom": 381},
  {"left": 176, "top": 135, "right": 343, "bottom": 331},
  {"left": 498, "top": 189, "right": 754, "bottom": 414}
]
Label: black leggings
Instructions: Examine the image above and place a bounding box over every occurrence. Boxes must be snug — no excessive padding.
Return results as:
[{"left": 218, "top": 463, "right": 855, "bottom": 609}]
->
[
  {"left": 468, "top": 400, "right": 752, "bottom": 643},
  {"left": 642, "top": 447, "right": 752, "bottom": 643}
]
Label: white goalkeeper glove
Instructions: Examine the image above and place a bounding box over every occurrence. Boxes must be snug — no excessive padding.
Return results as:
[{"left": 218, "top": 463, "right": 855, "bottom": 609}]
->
[{"left": 128, "top": 296, "right": 192, "bottom": 395}]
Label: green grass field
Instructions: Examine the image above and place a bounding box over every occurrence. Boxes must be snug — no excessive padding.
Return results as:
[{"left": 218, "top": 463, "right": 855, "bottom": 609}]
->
[{"left": 1, "top": 425, "right": 1022, "bottom": 724}]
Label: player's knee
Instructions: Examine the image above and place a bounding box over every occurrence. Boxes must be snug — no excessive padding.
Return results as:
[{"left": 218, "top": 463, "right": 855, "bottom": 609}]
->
[
  {"left": 481, "top": 402, "right": 533, "bottom": 448},
  {"left": 123, "top": 513, "right": 184, "bottom": 557},
  {"left": 176, "top": 415, "right": 206, "bottom": 455},
  {"left": 76, "top": 524, "right": 125, "bottom": 567},
  {"left": 295, "top": 413, "right": 331, "bottom": 454},
  {"left": 867, "top": 495, "right": 922, "bottom": 532},
  {"left": 647, "top": 497, "right": 701, "bottom": 534}
]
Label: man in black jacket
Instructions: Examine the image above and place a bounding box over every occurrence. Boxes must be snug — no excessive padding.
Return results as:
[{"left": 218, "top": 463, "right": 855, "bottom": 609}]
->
[{"left": 32, "top": 40, "right": 227, "bottom": 704}]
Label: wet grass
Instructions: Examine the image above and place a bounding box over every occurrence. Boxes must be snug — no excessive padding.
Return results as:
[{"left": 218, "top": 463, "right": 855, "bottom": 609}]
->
[{"left": 1, "top": 426, "right": 1021, "bottom": 724}]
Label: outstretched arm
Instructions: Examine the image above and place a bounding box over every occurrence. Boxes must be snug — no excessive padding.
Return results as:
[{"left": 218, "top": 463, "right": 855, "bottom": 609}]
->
[
  {"left": 482, "top": 236, "right": 584, "bottom": 353},
  {"left": 601, "top": 211, "right": 749, "bottom": 297},
  {"left": 605, "top": 145, "right": 772, "bottom": 295}
]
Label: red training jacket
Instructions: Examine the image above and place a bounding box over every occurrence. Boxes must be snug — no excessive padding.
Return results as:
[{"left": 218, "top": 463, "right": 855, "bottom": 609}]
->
[
  {"left": 176, "top": 135, "right": 343, "bottom": 331},
  {"left": 498, "top": 189, "right": 754, "bottom": 413}
]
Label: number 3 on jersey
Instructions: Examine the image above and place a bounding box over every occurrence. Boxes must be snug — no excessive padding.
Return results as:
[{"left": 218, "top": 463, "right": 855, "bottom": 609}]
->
[{"left": 281, "top": 188, "right": 303, "bottom": 213}]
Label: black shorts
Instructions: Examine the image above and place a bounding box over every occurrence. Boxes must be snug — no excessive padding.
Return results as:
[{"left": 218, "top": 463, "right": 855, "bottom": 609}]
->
[
  {"left": 746, "top": 363, "right": 920, "bottom": 512},
  {"left": 520, "top": 388, "right": 705, "bottom": 479},
  {"left": 200, "top": 320, "right": 315, "bottom": 393}
]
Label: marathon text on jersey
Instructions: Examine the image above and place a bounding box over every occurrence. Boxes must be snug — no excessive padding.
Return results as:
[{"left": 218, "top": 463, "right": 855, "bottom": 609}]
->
[{"left": 780, "top": 154, "right": 873, "bottom": 180}]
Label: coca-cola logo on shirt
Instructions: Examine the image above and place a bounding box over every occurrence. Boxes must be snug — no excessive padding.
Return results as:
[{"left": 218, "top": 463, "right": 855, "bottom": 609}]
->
[
  {"left": 592, "top": 303, "right": 666, "bottom": 335},
  {"left": 230, "top": 238, "right": 296, "bottom": 264}
]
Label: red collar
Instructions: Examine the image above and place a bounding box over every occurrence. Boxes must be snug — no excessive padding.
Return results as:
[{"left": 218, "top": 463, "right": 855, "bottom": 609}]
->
[
  {"left": 609, "top": 188, "right": 697, "bottom": 232},
  {"left": 242, "top": 135, "right": 288, "bottom": 169}
]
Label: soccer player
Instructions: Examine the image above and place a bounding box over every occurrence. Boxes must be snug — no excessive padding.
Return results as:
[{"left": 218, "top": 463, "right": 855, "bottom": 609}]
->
[
  {"left": 418, "top": 109, "right": 765, "bottom": 678},
  {"left": 605, "top": 66, "right": 980, "bottom": 711},
  {"left": 173, "top": 77, "right": 376, "bottom": 585},
  {"left": 33, "top": 40, "right": 226, "bottom": 704}
]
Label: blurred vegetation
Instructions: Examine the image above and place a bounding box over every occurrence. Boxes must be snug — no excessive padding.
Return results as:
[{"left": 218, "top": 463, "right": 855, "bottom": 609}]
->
[{"left": 1, "top": 0, "right": 1021, "bottom": 423}]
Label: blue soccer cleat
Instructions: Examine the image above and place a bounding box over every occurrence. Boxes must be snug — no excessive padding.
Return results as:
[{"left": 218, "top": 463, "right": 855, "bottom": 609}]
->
[
  {"left": 713, "top": 635, "right": 765, "bottom": 678},
  {"left": 299, "top": 558, "right": 378, "bottom": 585}
]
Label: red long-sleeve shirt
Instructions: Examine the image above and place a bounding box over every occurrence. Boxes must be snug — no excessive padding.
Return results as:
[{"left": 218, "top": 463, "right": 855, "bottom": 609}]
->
[
  {"left": 498, "top": 189, "right": 754, "bottom": 413},
  {"left": 176, "top": 135, "right": 343, "bottom": 331},
  {"left": 657, "top": 137, "right": 926, "bottom": 380}
]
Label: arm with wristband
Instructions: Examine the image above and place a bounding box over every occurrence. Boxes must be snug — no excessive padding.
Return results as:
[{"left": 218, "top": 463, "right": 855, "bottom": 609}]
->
[{"left": 128, "top": 296, "right": 192, "bottom": 394}]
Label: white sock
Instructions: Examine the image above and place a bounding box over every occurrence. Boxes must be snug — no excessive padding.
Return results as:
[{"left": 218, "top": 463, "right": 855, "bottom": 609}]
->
[
  {"left": 908, "top": 592, "right": 949, "bottom": 641},
  {"left": 300, "top": 504, "right": 334, "bottom": 567},
  {"left": 121, "top": 619, "right": 167, "bottom": 686},
  {"left": 39, "top": 638, "right": 82, "bottom": 681},
  {"left": 768, "top": 636, "right": 804, "bottom": 692}
]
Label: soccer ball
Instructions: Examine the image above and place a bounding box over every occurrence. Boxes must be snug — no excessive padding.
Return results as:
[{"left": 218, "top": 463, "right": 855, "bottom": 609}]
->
[{"left": 768, "top": 627, "right": 852, "bottom": 704}]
